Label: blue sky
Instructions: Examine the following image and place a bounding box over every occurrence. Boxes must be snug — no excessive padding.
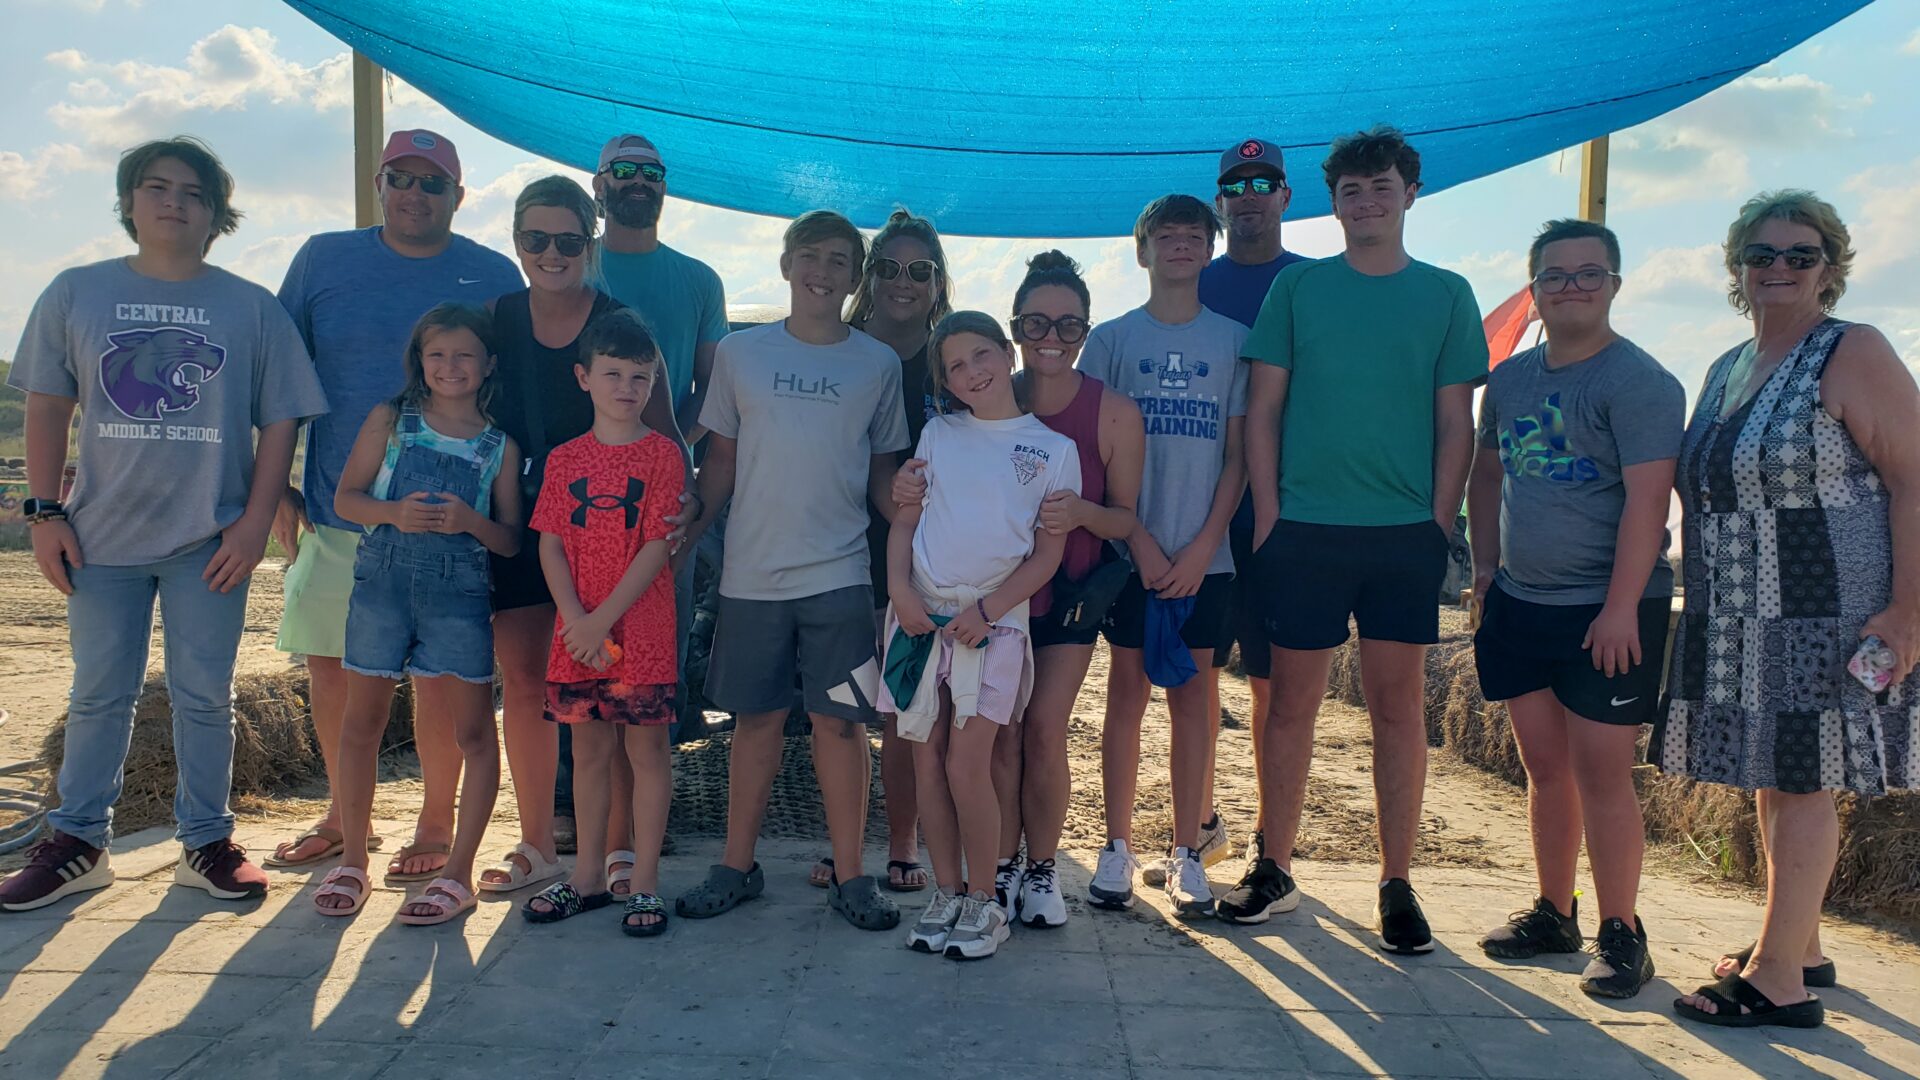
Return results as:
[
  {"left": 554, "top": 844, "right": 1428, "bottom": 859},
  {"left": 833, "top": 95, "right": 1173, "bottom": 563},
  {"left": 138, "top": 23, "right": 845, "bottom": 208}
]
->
[{"left": 3, "top": 0, "right": 1917, "bottom": 408}]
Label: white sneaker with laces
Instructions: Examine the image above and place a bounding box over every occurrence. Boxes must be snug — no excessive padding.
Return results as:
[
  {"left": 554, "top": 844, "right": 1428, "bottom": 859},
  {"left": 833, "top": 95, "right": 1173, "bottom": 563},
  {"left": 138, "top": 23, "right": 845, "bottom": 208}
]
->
[
  {"left": 1168, "top": 846, "right": 1216, "bottom": 919},
  {"left": 1088, "top": 839, "right": 1138, "bottom": 910},
  {"left": 907, "top": 889, "right": 965, "bottom": 953},
  {"left": 1144, "top": 814, "right": 1230, "bottom": 886},
  {"left": 1016, "top": 858, "right": 1067, "bottom": 928},
  {"left": 944, "top": 893, "right": 1011, "bottom": 960}
]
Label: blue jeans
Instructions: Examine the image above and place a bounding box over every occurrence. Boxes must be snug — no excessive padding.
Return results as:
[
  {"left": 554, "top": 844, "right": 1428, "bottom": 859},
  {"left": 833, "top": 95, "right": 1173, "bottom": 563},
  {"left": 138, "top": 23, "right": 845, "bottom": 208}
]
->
[{"left": 49, "top": 537, "right": 249, "bottom": 850}]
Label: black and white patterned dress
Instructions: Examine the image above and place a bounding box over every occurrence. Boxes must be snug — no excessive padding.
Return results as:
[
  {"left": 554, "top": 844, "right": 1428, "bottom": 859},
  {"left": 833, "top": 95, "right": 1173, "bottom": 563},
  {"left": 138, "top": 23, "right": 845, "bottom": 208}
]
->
[{"left": 1653, "top": 319, "right": 1916, "bottom": 795}]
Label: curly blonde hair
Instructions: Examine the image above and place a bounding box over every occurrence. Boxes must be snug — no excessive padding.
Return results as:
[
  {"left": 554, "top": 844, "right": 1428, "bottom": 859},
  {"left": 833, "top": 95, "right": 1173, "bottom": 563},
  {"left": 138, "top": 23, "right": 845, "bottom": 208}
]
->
[{"left": 1723, "top": 189, "right": 1854, "bottom": 317}]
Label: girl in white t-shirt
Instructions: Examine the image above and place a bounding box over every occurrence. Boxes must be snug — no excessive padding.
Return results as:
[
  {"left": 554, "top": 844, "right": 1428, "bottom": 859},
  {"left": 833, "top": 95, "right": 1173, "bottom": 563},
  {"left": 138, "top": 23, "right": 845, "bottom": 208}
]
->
[{"left": 882, "top": 310, "right": 1081, "bottom": 961}]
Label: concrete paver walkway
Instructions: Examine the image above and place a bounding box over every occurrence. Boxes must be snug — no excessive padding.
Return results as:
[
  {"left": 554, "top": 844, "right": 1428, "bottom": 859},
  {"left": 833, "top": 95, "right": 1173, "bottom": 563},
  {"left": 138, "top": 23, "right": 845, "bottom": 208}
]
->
[{"left": 1, "top": 820, "right": 1916, "bottom": 1079}]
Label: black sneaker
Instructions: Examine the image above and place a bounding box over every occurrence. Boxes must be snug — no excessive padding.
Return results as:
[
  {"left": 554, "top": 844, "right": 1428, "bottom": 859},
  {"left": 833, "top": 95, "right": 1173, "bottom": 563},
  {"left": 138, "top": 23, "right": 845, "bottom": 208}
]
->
[
  {"left": 1581, "top": 916, "right": 1654, "bottom": 998},
  {"left": 1217, "top": 858, "right": 1299, "bottom": 924},
  {"left": 1376, "top": 878, "right": 1433, "bottom": 954},
  {"left": 1481, "top": 895, "right": 1582, "bottom": 959}
]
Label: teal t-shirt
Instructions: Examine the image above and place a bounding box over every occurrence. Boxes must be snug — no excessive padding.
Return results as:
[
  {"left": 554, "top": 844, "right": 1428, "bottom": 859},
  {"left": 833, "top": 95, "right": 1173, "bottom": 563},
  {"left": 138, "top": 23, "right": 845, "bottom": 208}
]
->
[
  {"left": 595, "top": 243, "right": 729, "bottom": 411},
  {"left": 1242, "top": 256, "right": 1488, "bottom": 527}
]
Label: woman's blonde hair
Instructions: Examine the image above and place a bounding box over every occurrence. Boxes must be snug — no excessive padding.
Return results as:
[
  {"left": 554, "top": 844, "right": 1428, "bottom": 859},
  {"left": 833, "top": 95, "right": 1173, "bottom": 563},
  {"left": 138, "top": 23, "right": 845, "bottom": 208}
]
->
[
  {"left": 846, "top": 207, "right": 952, "bottom": 330},
  {"left": 1723, "top": 189, "right": 1853, "bottom": 317}
]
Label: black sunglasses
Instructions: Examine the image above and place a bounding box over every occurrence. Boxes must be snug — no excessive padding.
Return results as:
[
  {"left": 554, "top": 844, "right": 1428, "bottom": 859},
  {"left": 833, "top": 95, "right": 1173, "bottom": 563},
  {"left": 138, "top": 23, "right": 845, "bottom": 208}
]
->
[
  {"left": 1741, "top": 243, "right": 1824, "bottom": 271},
  {"left": 603, "top": 161, "right": 666, "bottom": 183},
  {"left": 1011, "top": 313, "right": 1089, "bottom": 345},
  {"left": 1532, "top": 267, "right": 1620, "bottom": 295},
  {"left": 1219, "top": 176, "right": 1285, "bottom": 198},
  {"left": 383, "top": 169, "right": 451, "bottom": 195},
  {"left": 516, "top": 230, "right": 590, "bottom": 257},
  {"left": 874, "top": 258, "right": 939, "bottom": 283}
]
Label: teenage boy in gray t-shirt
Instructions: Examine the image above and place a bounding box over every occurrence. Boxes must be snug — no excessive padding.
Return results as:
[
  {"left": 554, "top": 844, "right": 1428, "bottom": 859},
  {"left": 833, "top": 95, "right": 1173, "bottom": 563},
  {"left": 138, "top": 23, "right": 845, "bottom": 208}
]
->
[
  {"left": 674, "top": 211, "right": 910, "bottom": 932},
  {"left": 1467, "top": 219, "right": 1683, "bottom": 1000},
  {"left": 1076, "top": 195, "right": 1248, "bottom": 919},
  {"left": 1, "top": 138, "right": 327, "bottom": 913}
]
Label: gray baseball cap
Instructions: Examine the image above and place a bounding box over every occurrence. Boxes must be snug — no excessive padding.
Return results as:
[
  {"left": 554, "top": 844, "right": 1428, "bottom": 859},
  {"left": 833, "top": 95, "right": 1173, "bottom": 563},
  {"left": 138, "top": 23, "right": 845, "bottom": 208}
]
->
[{"left": 1218, "top": 138, "right": 1286, "bottom": 183}]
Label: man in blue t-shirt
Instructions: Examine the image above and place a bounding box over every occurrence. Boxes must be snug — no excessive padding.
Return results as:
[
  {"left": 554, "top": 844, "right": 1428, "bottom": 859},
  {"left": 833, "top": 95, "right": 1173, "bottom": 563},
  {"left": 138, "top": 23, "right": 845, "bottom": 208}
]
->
[
  {"left": 1186, "top": 137, "right": 1311, "bottom": 886},
  {"left": 267, "top": 129, "right": 523, "bottom": 874}
]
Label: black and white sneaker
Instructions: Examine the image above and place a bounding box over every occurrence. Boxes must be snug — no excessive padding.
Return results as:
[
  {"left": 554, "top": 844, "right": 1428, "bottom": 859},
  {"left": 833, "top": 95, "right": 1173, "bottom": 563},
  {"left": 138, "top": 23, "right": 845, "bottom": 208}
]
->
[
  {"left": 1240, "top": 829, "right": 1266, "bottom": 881},
  {"left": 1376, "top": 878, "right": 1434, "bottom": 954},
  {"left": 1217, "top": 857, "right": 1299, "bottom": 924},
  {"left": 1088, "top": 839, "right": 1138, "bottom": 911},
  {"left": 993, "top": 859, "right": 1022, "bottom": 914},
  {"left": 1481, "top": 895, "right": 1582, "bottom": 958},
  {"left": 1581, "top": 916, "right": 1654, "bottom": 999}
]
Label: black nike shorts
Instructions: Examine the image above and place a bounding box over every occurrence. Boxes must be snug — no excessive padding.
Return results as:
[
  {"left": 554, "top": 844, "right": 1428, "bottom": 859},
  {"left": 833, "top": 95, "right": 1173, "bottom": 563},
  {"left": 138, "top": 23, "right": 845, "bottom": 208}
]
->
[{"left": 1473, "top": 582, "right": 1671, "bottom": 726}]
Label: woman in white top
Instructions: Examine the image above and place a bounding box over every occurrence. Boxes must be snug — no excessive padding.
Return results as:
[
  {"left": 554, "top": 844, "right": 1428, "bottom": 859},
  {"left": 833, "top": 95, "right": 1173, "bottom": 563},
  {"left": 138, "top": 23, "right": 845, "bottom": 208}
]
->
[{"left": 883, "top": 311, "right": 1080, "bottom": 961}]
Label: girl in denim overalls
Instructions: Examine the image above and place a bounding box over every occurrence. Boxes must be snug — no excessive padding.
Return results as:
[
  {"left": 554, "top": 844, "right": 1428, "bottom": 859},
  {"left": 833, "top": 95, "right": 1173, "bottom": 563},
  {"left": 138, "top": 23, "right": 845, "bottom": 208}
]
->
[{"left": 312, "top": 303, "right": 524, "bottom": 925}]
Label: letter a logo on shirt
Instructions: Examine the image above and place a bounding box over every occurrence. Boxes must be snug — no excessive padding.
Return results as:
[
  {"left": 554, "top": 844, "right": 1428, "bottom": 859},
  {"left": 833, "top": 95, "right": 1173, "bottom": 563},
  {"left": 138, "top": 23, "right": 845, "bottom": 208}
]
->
[
  {"left": 569, "top": 475, "right": 646, "bottom": 528},
  {"left": 1139, "top": 351, "right": 1209, "bottom": 391}
]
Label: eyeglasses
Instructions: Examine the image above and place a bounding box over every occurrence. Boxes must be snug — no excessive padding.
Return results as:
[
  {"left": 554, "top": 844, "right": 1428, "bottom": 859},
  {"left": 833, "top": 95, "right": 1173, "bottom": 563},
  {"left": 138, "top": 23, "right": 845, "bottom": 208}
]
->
[
  {"left": 874, "top": 258, "right": 939, "bottom": 283},
  {"left": 602, "top": 161, "right": 666, "bottom": 183},
  {"left": 1741, "top": 243, "right": 1824, "bottom": 271},
  {"left": 1532, "top": 268, "right": 1621, "bottom": 294},
  {"left": 383, "top": 169, "right": 451, "bottom": 195},
  {"left": 1011, "top": 313, "right": 1089, "bottom": 344},
  {"left": 516, "top": 230, "right": 590, "bottom": 257},
  {"left": 1219, "top": 176, "right": 1285, "bottom": 198}
]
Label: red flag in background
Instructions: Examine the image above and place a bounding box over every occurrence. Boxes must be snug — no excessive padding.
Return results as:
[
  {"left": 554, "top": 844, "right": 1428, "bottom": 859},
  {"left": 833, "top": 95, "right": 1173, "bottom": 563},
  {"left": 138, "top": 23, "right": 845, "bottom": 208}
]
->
[{"left": 1483, "top": 284, "right": 1539, "bottom": 369}]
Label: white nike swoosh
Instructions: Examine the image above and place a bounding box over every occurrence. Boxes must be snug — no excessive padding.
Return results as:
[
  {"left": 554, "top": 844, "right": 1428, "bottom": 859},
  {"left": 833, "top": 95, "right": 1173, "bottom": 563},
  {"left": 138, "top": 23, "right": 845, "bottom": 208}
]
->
[
  {"left": 457, "top": 277, "right": 482, "bottom": 285},
  {"left": 1610, "top": 696, "right": 1639, "bottom": 707}
]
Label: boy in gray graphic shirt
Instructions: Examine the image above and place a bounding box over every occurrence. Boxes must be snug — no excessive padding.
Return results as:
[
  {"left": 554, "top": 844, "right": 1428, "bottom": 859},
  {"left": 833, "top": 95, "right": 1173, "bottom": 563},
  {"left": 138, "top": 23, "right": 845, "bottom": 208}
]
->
[
  {"left": 1467, "top": 219, "right": 1683, "bottom": 1001},
  {"left": 1076, "top": 195, "right": 1247, "bottom": 919}
]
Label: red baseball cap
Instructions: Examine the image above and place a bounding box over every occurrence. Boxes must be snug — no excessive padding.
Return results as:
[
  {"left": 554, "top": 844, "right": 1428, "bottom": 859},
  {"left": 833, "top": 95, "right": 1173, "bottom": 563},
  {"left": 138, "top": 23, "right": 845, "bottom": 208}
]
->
[{"left": 380, "top": 129, "right": 462, "bottom": 183}]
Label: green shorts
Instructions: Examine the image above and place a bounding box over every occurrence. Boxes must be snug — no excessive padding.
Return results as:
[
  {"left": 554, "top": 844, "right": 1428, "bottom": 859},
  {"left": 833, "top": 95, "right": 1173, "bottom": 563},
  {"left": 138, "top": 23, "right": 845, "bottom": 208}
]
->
[{"left": 276, "top": 524, "right": 361, "bottom": 659}]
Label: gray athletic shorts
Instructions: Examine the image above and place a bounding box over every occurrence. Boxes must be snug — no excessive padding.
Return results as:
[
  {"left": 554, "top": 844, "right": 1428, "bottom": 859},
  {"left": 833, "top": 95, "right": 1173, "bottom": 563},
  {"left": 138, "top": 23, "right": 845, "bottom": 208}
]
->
[{"left": 704, "top": 584, "right": 881, "bottom": 724}]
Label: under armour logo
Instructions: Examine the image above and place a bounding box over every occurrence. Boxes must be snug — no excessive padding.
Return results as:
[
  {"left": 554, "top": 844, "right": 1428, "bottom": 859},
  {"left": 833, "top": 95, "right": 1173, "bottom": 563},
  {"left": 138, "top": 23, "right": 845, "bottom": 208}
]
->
[{"left": 569, "top": 476, "right": 646, "bottom": 528}]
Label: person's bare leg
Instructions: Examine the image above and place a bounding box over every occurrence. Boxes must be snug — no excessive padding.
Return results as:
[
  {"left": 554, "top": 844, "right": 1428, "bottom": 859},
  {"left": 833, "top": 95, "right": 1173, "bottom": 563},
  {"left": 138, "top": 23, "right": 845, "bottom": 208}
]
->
[
  {"left": 1248, "top": 674, "right": 1270, "bottom": 826},
  {"left": 1356, "top": 639, "right": 1427, "bottom": 881},
  {"left": 403, "top": 677, "right": 496, "bottom": 910},
  {"left": 1506, "top": 689, "right": 1579, "bottom": 912},
  {"left": 914, "top": 714, "right": 962, "bottom": 888},
  {"left": 721, "top": 709, "right": 786, "bottom": 873},
  {"left": 278, "top": 655, "right": 348, "bottom": 863},
  {"left": 606, "top": 747, "right": 636, "bottom": 895},
  {"left": 1022, "top": 644, "right": 1094, "bottom": 863},
  {"left": 1685, "top": 788, "right": 1836, "bottom": 1013},
  {"left": 484, "top": 606, "right": 557, "bottom": 887},
  {"left": 1168, "top": 651, "right": 1219, "bottom": 851},
  {"left": 992, "top": 719, "right": 1023, "bottom": 861},
  {"left": 946, "top": 712, "right": 1003, "bottom": 897},
  {"left": 324, "top": 671, "right": 397, "bottom": 909},
  {"left": 1565, "top": 710, "right": 1643, "bottom": 923},
  {"left": 532, "top": 721, "right": 613, "bottom": 914},
  {"left": 622, "top": 724, "right": 672, "bottom": 929},
  {"left": 1101, "top": 646, "right": 1151, "bottom": 844},
  {"left": 1712, "top": 789, "right": 1827, "bottom": 977},
  {"left": 882, "top": 714, "right": 923, "bottom": 877},
  {"left": 812, "top": 713, "right": 872, "bottom": 883},
  {"left": 1258, "top": 645, "right": 1335, "bottom": 871}
]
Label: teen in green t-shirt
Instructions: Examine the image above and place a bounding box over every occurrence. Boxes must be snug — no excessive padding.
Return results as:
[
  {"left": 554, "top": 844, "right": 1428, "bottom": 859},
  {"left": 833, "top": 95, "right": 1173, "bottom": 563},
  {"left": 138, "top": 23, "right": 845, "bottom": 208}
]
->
[{"left": 1222, "top": 127, "right": 1488, "bottom": 954}]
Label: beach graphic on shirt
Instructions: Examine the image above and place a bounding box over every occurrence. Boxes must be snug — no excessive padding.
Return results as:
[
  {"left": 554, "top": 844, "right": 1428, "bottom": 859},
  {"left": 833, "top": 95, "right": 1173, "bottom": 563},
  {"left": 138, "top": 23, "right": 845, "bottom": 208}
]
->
[
  {"left": 98, "top": 326, "right": 227, "bottom": 421},
  {"left": 1499, "top": 392, "right": 1598, "bottom": 484},
  {"left": 1010, "top": 444, "right": 1049, "bottom": 486}
]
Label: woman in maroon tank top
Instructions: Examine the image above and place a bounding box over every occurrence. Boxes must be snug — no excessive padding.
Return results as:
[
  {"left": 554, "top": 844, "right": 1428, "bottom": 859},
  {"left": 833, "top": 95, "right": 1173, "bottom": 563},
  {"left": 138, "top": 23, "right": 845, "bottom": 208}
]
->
[{"left": 896, "top": 251, "right": 1143, "bottom": 927}]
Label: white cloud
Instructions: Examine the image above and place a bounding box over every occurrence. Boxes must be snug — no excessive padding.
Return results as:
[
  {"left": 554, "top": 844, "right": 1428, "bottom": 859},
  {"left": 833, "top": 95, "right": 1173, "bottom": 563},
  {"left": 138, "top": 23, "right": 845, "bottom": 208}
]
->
[
  {"left": 0, "top": 143, "right": 99, "bottom": 199},
  {"left": 1903, "top": 29, "right": 1920, "bottom": 55},
  {"left": 1631, "top": 244, "right": 1727, "bottom": 306},
  {"left": 1612, "top": 68, "right": 1865, "bottom": 208},
  {"left": 1844, "top": 158, "right": 1920, "bottom": 290}
]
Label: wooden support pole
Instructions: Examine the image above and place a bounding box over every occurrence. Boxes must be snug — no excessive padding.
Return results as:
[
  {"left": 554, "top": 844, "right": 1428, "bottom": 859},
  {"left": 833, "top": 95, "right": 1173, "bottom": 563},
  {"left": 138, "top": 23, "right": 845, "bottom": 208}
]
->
[
  {"left": 1579, "top": 135, "right": 1610, "bottom": 224},
  {"left": 352, "top": 51, "right": 385, "bottom": 229}
]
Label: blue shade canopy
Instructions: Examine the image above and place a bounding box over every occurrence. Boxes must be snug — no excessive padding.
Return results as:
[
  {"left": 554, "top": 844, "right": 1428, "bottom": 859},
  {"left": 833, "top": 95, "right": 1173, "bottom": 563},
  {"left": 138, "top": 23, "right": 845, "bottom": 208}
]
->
[{"left": 286, "top": 1, "right": 1869, "bottom": 238}]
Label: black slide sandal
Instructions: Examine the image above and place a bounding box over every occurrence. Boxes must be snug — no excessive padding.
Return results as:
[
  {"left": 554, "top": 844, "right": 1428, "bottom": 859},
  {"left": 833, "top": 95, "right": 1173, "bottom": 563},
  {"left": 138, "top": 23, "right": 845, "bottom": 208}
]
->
[
  {"left": 1721, "top": 941, "right": 1836, "bottom": 988},
  {"left": 1674, "top": 973, "right": 1825, "bottom": 1029}
]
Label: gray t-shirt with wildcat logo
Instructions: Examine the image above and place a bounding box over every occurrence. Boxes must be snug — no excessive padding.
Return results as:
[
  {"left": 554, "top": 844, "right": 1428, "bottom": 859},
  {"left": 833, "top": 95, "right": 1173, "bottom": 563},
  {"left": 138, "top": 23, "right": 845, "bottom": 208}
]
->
[{"left": 8, "top": 258, "right": 328, "bottom": 566}]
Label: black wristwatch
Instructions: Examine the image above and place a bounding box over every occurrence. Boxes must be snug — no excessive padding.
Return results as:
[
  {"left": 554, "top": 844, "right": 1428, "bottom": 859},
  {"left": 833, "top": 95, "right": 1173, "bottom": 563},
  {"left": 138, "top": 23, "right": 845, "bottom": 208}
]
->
[{"left": 23, "top": 497, "right": 64, "bottom": 520}]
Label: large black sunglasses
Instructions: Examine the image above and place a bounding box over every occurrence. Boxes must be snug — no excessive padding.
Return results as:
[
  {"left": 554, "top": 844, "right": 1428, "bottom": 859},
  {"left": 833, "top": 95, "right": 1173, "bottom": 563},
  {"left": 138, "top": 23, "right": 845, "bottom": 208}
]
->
[
  {"left": 516, "top": 230, "right": 590, "bottom": 257},
  {"left": 1741, "top": 243, "right": 1823, "bottom": 271},
  {"left": 383, "top": 169, "right": 451, "bottom": 195},
  {"left": 874, "top": 257, "right": 939, "bottom": 283},
  {"left": 1219, "top": 176, "right": 1285, "bottom": 198},
  {"left": 603, "top": 161, "right": 666, "bottom": 183},
  {"left": 1011, "top": 313, "right": 1089, "bottom": 345}
]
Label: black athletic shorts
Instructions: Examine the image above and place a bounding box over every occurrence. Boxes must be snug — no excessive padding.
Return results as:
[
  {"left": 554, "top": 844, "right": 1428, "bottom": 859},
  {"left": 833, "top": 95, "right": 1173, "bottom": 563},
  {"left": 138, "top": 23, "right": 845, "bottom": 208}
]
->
[
  {"left": 1473, "top": 582, "right": 1671, "bottom": 726},
  {"left": 1213, "top": 494, "right": 1269, "bottom": 677},
  {"left": 491, "top": 545, "right": 554, "bottom": 612},
  {"left": 1102, "top": 572, "right": 1234, "bottom": 652},
  {"left": 1030, "top": 616, "right": 1101, "bottom": 649},
  {"left": 1255, "top": 519, "right": 1449, "bottom": 650}
]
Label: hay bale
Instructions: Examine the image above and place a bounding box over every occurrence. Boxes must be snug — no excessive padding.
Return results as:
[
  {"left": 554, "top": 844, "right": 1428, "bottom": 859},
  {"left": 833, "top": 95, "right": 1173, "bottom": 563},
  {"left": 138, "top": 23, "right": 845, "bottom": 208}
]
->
[
  {"left": 1433, "top": 645, "right": 1525, "bottom": 786},
  {"left": 40, "top": 669, "right": 416, "bottom": 834}
]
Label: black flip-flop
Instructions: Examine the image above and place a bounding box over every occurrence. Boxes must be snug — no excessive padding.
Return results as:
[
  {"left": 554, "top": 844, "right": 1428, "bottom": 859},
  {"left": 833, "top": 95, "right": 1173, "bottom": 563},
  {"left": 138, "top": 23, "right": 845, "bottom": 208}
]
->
[
  {"left": 809, "top": 855, "right": 834, "bottom": 888},
  {"left": 1720, "top": 942, "right": 1836, "bottom": 988},
  {"left": 1674, "top": 972, "right": 1825, "bottom": 1029},
  {"left": 521, "top": 882, "right": 612, "bottom": 924},
  {"left": 885, "top": 860, "right": 929, "bottom": 893},
  {"left": 622, "top": 892, "right": 670, "bottom": 938}
]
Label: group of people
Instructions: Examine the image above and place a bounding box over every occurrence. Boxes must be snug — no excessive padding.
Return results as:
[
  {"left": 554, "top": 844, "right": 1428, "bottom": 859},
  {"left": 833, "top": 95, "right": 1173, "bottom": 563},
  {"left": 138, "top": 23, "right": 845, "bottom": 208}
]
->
[{"left": 3, "top": 119, "right": 1914, "bottom": 1032}]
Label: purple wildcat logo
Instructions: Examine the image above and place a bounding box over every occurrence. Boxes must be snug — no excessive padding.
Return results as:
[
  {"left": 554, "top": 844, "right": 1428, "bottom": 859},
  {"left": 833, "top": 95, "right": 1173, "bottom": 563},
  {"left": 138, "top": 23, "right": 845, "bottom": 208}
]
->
[{"left": 99, "top": 326, "right": 227, "bottom": 420}]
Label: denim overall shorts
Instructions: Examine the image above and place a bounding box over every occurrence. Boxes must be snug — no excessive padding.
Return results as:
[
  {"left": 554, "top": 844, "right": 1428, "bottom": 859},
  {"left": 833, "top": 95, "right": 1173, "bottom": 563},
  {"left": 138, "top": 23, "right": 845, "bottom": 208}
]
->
[{"left": 341, "top": 405, "right": 506, "bottom": 683}]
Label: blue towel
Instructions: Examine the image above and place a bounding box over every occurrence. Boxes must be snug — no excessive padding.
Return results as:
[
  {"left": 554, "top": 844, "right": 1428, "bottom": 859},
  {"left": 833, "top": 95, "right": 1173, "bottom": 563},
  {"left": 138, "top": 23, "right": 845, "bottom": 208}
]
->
[{"left": 1145, "top": 594, "right": 1198, "bottom": 688}]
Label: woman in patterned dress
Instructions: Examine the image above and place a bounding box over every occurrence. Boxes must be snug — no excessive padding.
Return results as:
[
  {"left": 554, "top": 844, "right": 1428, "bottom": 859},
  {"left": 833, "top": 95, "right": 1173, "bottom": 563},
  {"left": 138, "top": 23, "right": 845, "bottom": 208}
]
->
[{"left": 1655, "top": 191, "right": 1920, "bottom": 1028}]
